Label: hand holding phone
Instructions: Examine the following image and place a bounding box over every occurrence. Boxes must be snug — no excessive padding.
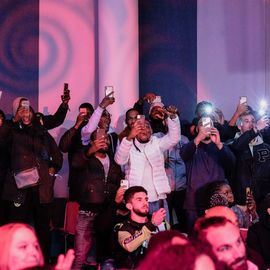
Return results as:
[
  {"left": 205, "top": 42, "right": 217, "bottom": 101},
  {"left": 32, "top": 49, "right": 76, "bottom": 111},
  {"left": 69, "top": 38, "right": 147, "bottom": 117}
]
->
[
  {"left": 21, "top": 100, "right": 30, "bottom": 109},
  {"left": 120, "top": 179, "right": 129, "bottom": 190},
  {"left": 240, "top": 96, "right": 247, "bottom": 105},
  {"left": 136, "top": 115, "right": 145, "bottom": 126},
  {"left": 201, "top": 117, "right": 212, "bottom": 128},
  {"left": 96, "top": 128, "right": 106, "bottom": 140},
  {"left": 62, "top": 83, "right": 70, "bottom": 103},
  {"left": 105, "top": 86, "right": 114, "bottom": 98}
]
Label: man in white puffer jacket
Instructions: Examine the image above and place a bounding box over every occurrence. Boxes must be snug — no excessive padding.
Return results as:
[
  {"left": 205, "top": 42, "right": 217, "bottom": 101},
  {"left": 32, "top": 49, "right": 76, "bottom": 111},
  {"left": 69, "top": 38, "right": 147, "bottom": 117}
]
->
[{"left": 115, "top": 109, "right": 180, "bottom": 222}]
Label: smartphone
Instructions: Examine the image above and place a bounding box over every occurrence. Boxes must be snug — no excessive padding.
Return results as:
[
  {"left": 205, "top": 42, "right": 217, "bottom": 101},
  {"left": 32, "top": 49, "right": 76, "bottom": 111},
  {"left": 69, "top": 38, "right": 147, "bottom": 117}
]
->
[
  {"left": 63, "top": 83, "right": 70, "bottom": 99},
  {"left": 96, "top": 128, "right": 106, "bottom": 140},
  {"left": 158, "top": 199, "right": 164, "bottom": 208},
  {"left": 201, "top": 116, "right": 212, "bottom": 128},
  {"left": 246, "top": 187, "right": 251, "bottom": 196},
  {"left": 136, "top": 114, "right": 145, "bottom": 125},
  {"left": 21, "top": 100, "right": 30, "bottom": 109},
  {"left": 105, "top": 86, "right": 114, "bottom": 97},
  {"left": 64, "top": 83, "right": 69, "bottom": 91},
  {"left": 240, "top": 96, "right": 247, "bottom": 104},
  {"left": 120, "top": 179, "right": 129, "bottom": 189}
]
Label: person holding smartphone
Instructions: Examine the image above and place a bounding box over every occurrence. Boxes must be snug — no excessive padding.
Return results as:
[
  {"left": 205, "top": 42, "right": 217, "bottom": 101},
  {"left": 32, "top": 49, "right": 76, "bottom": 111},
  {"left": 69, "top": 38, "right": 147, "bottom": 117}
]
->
[
  {"left": 59, "top": 102, "right": 94, "bottom": 201},
  {"left": 71, "top": 128, "right": 123, "bottom": 269},
  {"left": 11, "top": 83, "right": 71, "bottom": 130},
  {"left": 81, "top": 87, "right": 115, "bottom": 146},
  {"left": 230, "top": 110, "right": 270, "bottom": 208},
  {"left": 180, "top": 117, "right": 235, "bottom": 234},
  {"left": 115, "top": 107, "right": 180, "bottom": 224},
  {"left": 0, "top": 98, "right": 63, "bottom": 262}
]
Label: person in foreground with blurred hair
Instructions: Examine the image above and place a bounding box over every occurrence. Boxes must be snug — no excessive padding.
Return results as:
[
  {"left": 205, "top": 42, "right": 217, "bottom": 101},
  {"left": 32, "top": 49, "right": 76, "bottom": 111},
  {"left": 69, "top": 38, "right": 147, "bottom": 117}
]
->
[{"left": 0, "top": 223, "right": 74, "bottom": 270}]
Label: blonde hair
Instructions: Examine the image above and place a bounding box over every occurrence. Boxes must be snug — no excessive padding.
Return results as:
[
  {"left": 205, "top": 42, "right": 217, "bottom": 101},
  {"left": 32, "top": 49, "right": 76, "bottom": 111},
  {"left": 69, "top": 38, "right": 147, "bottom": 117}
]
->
[{"left": 0, "top": 223, "right": 44, "bottom": 270}]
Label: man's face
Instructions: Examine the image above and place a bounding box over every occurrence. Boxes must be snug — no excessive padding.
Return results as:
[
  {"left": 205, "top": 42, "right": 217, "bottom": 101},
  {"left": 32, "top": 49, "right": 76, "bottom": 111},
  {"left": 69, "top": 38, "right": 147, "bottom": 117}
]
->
[
  {"left": 238, "top": 114, "right": 256, "bottom": 133},
  {"left": 150, "top": 106, "right": 165, "bottom": 120},
  {"left": 126, "top": 110, "right": 139, "bottom": 129},
  {"left": 136, "top": 121, "right": 152, "bottom": 143},
  {"left": 20, "top": 108, "right": 33, "bottom": 126},
  {"left": 206, "top": 222, "right": 247, "bottom": 270},
  {"left": 98, "top": 110, "right": 111, "bottom": 131},
  {"left": 128, "top": 192, "right": 149, "bottom": 217}
]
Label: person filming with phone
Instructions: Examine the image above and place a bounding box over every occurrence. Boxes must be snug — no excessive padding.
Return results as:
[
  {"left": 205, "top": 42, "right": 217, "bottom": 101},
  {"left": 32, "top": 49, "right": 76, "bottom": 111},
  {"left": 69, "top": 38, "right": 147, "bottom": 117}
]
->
[
  {"left": 0, "top": 98, "right": 63, "bottom": 262},
  {"left": 180, "top": 117, "right": 235, "bottom": 233},
  {"left": 71, "top": 128, "right": 124, "bottom": 269},
  {"left": 229, "top": 108, "right": 270, "bottom": 212},
  {"left": 115, "top": 107, "right": 180, "bottom": 223}
]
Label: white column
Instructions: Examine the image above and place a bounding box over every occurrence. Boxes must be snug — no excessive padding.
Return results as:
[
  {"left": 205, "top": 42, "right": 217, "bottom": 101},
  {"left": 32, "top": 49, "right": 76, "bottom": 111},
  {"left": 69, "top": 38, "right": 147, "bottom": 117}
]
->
[{"left": 98, "top": 0, "right": 139, "bottom": 131}]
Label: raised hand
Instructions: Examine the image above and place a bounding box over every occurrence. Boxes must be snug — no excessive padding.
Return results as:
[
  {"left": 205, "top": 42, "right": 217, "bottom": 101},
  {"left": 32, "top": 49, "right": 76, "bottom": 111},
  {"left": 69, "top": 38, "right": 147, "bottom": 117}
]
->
[
  {"left": 256, "top": 116, "right": 270, "bottom": 131},
  {"left": 194, "top": 125, "right": 210, "bottom": 145},
  {"left": 99, "top": 93, "right": 115, "bottom": 109},
  {"left": 210, "top": 127, "right": 222, "bottom": 149},
  {"left": 151, "top": 208, "right": 166, "bottom": 226},
  {"left": 143, "top": 92, "right": 156, "bottom": 103},
  {"left": 55, "top": 249, "right": 75, "bottom": 270},
  {"left": 115, "top": 186, "right": 126, "bottom": 204},
  {"left": 127, "top": 120, "right": 144, "bottom": 141},
  {"left": 87, "top": 137, "right": 107, "bottom": 156}
]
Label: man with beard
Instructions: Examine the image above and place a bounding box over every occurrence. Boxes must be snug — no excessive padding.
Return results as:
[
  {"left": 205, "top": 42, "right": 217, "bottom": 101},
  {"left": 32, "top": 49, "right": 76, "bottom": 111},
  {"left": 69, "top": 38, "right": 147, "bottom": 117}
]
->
[
  {"left": 71, "top": 129, "right": 123, "bottom": 269},
  {"left": 59, "top": 102, "right": 94, "bottom": 201},
  {"left": 194, "top": 216, "right": 258, "bottom": 270},
  {"left": 114, "top": 186, "right": 166, "bottom": 269},
  {"left": 115, "top": 109, "right": 180, "bottom": 222},
  {"left": 180, "top": 117, "right": 235, "bottom": 233},
  {"left": 118, "top": 108, "right": 139, "bottom": 142}
]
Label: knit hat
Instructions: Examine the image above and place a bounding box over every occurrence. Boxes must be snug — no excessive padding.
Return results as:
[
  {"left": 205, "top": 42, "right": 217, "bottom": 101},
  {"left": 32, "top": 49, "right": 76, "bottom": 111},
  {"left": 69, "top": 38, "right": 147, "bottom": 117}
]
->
[
  {"left": 12, "top": 97, "right": 28, "bottom": 116},
  {"left": 149, "top": 101, "right": 164, "bottom": 115}
]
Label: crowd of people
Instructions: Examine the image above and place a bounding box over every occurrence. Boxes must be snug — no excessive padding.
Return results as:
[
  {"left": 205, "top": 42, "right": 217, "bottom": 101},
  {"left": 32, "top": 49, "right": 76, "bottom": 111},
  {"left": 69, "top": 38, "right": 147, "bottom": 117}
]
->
[{"left": 0, "top": 89, "right": 270, "bottom": 270}]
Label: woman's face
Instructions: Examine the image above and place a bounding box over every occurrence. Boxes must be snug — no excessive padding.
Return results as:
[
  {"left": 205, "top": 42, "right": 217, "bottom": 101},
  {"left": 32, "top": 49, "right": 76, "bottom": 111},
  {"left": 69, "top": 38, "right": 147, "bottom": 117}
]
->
[
  {"left": 218, "top": 184, "right": 234, "bottom": 205},
  {"left": 9, "top": 227, "right": 43, "bottom": 270}
]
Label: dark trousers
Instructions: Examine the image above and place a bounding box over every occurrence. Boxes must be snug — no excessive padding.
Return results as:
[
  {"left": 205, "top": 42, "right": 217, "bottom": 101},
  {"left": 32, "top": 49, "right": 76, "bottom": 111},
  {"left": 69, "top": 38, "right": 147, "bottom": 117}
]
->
[
  {"left": 185, "top": 208, "right": 205, "bottom": 235},
  {"left": 166, "top": 189, "right": 186, "bottom": 232},
  {"left": 7, "top": 187, "right": 52, "bottom": 262}
]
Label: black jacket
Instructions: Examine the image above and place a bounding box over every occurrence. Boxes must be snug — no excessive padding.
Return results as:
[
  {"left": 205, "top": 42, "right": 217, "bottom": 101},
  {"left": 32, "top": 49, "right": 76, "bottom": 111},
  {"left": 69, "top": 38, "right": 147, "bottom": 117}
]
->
[
  {"left": 114, "top": 217, "right": 157, "bottom": 269},
  {"left": 71, "top": 148, "right": 122, "bottom": 211},
  {"left": 230, "top": 129, "right": 270, "bottom": 204},
  {"left": 180, "top": 141, "right": 235, "bottom": 210},
  {"left": 247, "top": 221, "right": 270, "bottom": 269},
  {"left": 0, "top": 121, "right": 63, "bottom": 204},
  {"left": 59, "top": 125, "right": 85, "bottom": 201},
  {"left": 42, "top": 103, "right": 68, "bottom": 130}
]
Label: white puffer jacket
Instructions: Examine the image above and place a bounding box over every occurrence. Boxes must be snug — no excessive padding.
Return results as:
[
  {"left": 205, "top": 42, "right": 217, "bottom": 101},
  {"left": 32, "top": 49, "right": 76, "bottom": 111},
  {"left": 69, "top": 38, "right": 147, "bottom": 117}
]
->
[{"left": 115, "top": 116, "right": 180, "bottom": 196}]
